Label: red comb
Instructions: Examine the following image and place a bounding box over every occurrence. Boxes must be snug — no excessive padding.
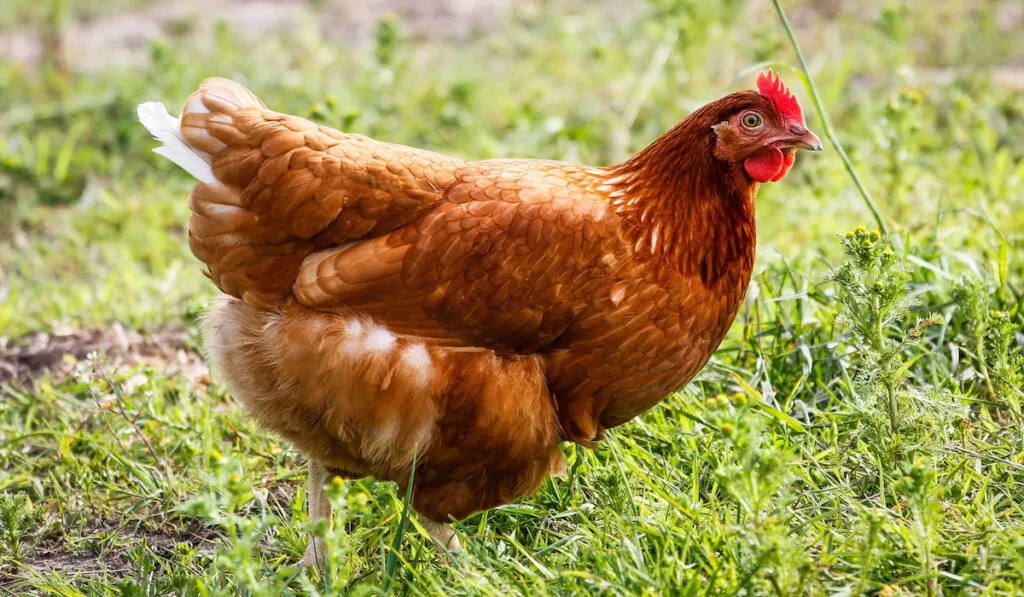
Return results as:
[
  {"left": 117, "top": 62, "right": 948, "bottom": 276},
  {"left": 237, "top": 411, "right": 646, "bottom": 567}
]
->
[{"left": 757, "top": 70, "right": 805, "bottom": 126}]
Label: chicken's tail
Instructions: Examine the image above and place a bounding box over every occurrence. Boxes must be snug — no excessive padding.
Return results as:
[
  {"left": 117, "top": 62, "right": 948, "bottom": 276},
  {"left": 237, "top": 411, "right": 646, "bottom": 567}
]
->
[
  {"left": 140, "top": 78, "right": 458, "bottom": 308},
  {"left": 138, "top": 78, "right": 264, "bottom": 184},
  {"left": 138, "top": 79, "right": 318, "bottom": 307}
]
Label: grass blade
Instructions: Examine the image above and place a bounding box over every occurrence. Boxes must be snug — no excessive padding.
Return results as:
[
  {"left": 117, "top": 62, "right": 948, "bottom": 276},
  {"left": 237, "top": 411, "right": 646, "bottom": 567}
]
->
[
  {"left": 770, "top": 0, "right": 889, "bottom": 234},
  {"left": 382, "top": 450, "right": 417, "bottom": 595}
]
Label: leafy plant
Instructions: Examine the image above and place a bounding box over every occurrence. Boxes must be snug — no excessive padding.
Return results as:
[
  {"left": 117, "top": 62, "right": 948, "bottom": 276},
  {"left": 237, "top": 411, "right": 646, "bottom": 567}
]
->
[
  {"left": 828, "top": 228, "right": 942, "bottom": 432},
  {"left": 949, "top": 275, "right": 1024, "bottom": 432},
  {"left": 181, "top": 456, "right": 295, "bottom": 597},
  {"left": 896, "top": 461, "right": 942, "bottom": 597},
  {"left": 0, "top": 492, "right": 42, "bottom": 565}
]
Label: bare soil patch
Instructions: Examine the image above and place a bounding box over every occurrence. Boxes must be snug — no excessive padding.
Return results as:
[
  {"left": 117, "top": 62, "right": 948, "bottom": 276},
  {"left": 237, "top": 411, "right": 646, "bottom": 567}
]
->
[
  {"left": 0, "top": 323, "right": 207, "bottom": 386},
  {"left": 4, "top": 518, "right": 218, "bottom": 587}
]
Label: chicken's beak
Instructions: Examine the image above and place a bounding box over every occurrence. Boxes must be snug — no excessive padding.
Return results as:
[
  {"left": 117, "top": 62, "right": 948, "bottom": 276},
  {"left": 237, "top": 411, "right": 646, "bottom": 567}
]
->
[{"left": 779, "top": 126, "right": 823, "bottom": 152}]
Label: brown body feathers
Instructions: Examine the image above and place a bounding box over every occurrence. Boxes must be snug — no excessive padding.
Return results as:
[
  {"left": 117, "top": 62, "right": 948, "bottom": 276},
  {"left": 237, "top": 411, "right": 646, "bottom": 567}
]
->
[{"left": 141, "top": 74, "right": 818, "bottom": 524}]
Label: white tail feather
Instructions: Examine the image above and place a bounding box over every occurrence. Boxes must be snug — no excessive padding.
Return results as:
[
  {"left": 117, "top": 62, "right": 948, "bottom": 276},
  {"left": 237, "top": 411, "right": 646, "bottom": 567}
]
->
[{"left": 137, "top": 101, "right": 215, "bottom": 183}]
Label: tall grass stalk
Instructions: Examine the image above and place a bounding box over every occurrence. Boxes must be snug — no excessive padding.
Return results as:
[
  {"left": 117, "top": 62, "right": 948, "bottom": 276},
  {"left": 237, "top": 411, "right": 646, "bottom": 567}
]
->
[{"left": 770, "top": 0, "right": 889, "bottom": 234}]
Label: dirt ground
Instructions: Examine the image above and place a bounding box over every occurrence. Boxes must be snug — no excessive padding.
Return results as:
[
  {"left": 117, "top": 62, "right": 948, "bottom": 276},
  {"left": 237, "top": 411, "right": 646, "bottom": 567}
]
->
[
  {"left": 0, "top": 323, "right": 207, "bottom": 386},
  {"left": 0, "top": 0, "right": 513, "bottom": 73}
]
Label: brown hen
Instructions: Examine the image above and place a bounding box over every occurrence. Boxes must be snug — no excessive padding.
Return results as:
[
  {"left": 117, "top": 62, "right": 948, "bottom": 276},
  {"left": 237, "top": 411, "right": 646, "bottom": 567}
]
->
[{"left": 139, "top": 70, "right": 820, "bottom": 561}]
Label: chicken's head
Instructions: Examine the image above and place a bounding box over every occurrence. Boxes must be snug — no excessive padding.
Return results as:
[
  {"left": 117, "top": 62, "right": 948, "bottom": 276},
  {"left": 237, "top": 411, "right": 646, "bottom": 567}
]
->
[{"left": 712, "top": 70, "right": 822, "bottom": 183}]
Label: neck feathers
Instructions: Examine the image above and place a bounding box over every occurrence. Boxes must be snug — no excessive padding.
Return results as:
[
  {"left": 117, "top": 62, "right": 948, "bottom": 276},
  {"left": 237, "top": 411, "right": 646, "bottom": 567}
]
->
[{"left": 606, "top": 103, "right": 757, "bottom": 287}]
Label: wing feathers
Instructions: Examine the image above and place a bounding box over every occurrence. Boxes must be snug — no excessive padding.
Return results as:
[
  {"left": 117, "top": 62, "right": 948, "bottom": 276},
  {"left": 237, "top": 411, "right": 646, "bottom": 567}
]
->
[{"left": 140, "top": 77, "right": 463, "bottom": 307}]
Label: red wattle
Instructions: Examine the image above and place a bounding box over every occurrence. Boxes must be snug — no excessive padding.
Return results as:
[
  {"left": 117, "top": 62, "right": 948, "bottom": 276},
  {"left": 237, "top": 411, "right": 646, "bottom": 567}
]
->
[
  {"left": 771, "top": 150, "right": 796, "bottom": 182},
  {"left": 743, "top": 147, "right": 784, "bottom": 183}
]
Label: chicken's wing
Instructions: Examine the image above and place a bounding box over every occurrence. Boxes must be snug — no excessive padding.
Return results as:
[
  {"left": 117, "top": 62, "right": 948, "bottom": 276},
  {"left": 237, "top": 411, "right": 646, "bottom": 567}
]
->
[{"left": 294, "top": 160, "right": 625, "bottom": 352}]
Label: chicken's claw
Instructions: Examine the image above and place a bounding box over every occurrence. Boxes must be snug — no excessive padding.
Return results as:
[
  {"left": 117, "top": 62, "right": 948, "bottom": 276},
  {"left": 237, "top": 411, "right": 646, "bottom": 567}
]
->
[
  {"left": 298, "top": 536, "right": 328, "bottom": 569},
  {"left": 421, "top": 518, "right": 462, "bottom": 554}
]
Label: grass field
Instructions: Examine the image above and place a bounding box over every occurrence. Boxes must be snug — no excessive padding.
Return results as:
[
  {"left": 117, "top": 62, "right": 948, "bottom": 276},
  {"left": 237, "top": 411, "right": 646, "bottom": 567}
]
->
[{"left": 2, "top": 0, "right": 1023, "bottom": 594}]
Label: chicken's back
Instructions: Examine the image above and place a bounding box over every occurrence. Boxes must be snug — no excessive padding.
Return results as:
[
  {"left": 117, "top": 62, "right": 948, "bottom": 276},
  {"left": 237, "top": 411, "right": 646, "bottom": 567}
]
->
[{"left": 139, "top": 78, "right": 465, "bottom": 307}]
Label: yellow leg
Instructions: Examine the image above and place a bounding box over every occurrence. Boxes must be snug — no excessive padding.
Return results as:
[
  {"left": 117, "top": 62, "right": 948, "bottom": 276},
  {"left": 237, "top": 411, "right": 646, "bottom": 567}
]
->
[{"left": 298, "top": 459, "right": 332, "bottom": 568}]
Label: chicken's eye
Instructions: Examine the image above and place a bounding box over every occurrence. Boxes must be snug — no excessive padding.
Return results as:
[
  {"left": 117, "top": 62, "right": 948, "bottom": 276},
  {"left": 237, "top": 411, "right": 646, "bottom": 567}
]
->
[{"left": 741, "top": 112, "right": 762, "bottom": 128}]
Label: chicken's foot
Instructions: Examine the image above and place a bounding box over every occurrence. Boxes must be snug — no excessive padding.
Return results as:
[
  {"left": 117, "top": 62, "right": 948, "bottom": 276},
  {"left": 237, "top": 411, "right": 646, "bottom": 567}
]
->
[{"left": 420, "top": 518, "right": 462, "bottom": 553}]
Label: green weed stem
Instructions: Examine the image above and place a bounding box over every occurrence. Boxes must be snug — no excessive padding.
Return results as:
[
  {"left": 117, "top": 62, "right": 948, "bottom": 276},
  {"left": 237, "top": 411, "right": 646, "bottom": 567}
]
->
[{"left": 770, "top": 0, "right": 889, "bottom": 234}]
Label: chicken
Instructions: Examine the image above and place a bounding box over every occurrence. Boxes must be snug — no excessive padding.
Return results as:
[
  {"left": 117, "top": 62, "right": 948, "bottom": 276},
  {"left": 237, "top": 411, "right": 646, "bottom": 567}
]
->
[{"left": 138, "top": 70, "right": 820, "bottom": 562}]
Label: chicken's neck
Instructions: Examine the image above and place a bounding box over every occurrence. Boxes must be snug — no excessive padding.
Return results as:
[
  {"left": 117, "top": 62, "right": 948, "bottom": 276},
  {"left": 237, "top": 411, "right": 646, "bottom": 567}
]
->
[{"left": 606, "top": 119, "right": 757, "bottom": 289}]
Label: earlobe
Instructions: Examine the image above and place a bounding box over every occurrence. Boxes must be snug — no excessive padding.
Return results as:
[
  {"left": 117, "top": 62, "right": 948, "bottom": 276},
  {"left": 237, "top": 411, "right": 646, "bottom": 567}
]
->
[{"left": 712, "top": 121, "right": 740, "bottom": 161}]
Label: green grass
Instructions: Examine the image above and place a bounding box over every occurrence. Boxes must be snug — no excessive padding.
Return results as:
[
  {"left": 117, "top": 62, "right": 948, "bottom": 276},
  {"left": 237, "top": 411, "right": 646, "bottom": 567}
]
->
[{"left": 2, "top": 0, "right": 1023, "bottom": 594}]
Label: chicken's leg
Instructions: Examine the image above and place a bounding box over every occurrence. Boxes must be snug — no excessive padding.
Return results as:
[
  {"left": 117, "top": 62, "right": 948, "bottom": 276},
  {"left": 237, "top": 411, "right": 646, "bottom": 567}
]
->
[
  {"left": 420, "top": 517, "right": 461, "bottom": 553},
  {"left": 298, "top": 459, "right": 332, "bottom": 568}
]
